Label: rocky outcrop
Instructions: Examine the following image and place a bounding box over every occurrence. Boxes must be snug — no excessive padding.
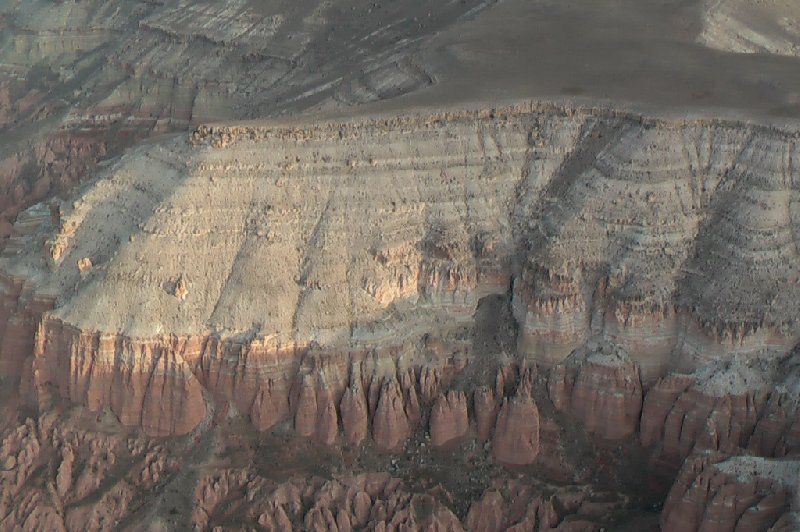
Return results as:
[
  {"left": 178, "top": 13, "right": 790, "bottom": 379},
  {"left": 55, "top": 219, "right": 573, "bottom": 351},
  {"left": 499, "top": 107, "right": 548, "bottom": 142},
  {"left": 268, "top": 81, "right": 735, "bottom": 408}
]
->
[
  {"left": 293, "top": 373, "right": 339, "bottom": 445},
  {"left": 699, "top": 0, "right": 800, "bottom": 57},
  {"left": 0, "top": 272, "right": 54, "bottom": 381},
  {"left": 372, "top": 378, "right": 412, "bottom": 451},
  {"left": 641, "top": 354, "right": 800, "bottom": 476},
  {"left": 340, "top": 367, "right": 369, "bottom": 446},
  {"left": 0, "top": 0, "right": 496, "bottom": 249},
  {"left": 3, "top": 103, "right": 800, "bottom": 440},
  {"left": 492, "top": 387, "right": 540, "bottom": 466},
  {"left": 465, "top": 479, "right": 629, "bottom": 531},
  {"left": 1, "top": 100, "right": 799, "bottom": 531},
  {"left": 548, "top": 342, "right": 643, "bottom": 440},
  {"left": 660, "top": 453, "right": 798, "bottom": 531},
  {"left": 0, "top": 411, "right": 178, "bottom": 531},
  {"left": 3, "top": 0, "right": 800, "bottom": 528},
  {"left": 429, "top": 390, "right": 470, "bottom": 448},
  {"left": 32, "top": 319, "right": 207, "bottom": 437},
  {"left": 195, "top": 471, "right": 464, "bottom": 531},
  {"left": 473, "top": 387, "right": 499, "bottom": 442}
]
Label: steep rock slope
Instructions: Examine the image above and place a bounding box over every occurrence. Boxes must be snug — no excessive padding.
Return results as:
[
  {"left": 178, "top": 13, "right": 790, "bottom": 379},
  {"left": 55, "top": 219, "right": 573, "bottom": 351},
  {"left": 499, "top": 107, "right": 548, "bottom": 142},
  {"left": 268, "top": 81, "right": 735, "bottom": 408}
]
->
[
  {"left": 700, "top": 0, "right": 800, "bottom": 56},
  {"left": 3, "top": 103, "right": 800, "bottom": 441},
  {"left": 661, "top": 452, "right": 800, "bottom": 531},
  {"left": 1, "top": 102, "right": 800, "bottom": 530},
  {"left": 0, "top": 0, "right": 497, "bottom": 249}
]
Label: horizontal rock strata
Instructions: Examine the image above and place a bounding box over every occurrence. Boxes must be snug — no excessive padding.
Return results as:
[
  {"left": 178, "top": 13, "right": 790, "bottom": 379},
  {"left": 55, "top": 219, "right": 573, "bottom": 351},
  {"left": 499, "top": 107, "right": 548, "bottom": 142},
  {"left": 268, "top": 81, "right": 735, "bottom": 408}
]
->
[
  {"left": 660, "top": 452, "right": 799, "bottom": 531},
  {"left": 3, "top": 103, "right": 799, "bottom": 439}
]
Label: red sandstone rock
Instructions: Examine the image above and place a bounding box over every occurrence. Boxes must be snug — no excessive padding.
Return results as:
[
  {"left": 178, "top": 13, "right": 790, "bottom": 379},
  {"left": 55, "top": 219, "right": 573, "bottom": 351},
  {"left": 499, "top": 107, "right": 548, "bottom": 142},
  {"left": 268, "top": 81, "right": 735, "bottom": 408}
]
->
[
  {"left": 0, "top": 275, "right": 53, "bottom": 381},
  {"left": 639, "top": 373, "right": 695, "bottom": 447},
  {"left": 341, "top": 376, "right": 369, "bottom": 446},
  {"left": 55, "top": 444, "right": 75, "bottom": 497},
  {"left": 294, "top": 373, "right": 339, "bottom": 444},
  {"left": 33, "top": 321, "right": 206, "bottom": 437},
  {"left": 466, "top": 479, "right": 625, "bottom": 531},
  {"left": 473, "top": 387, "right": 498, "bottom": 442},
  {"left": 548, "top": 344, "right": 643, "bottom": 440},
  {"left": 466, "top": 490, "right": 505, "bottom": 531},
  {"left": 251, "top": 378, "right": 291, "bottom": 431},
  {"left": 660, "top": 453, "right": 793, "bottom": 532},
  {"left": 294, "top": 375, "right": 319, "bottom": 437},
  {"left": 639, "top": 371, "right": 790, "bottom": 476},
  {"left": 420, "top": 366, "right": 444, "bottom": 403},
  {"left": 492, "top": 395, "right": 540, "bottom": 465},
  {"left": 372, "top": 378, "right": 411, "bottom": 450},
  {"left": 429, "top": 390, "right": 469, "bottom": 447},
  {"left": 400, "top": 367, "right": 422, "bottom": 426},
  {"left": 316, "top": 387, "right": 339, "bottom": 446},
  {"left": 747, "top": 392, "right": 800, "bottom": 457}
]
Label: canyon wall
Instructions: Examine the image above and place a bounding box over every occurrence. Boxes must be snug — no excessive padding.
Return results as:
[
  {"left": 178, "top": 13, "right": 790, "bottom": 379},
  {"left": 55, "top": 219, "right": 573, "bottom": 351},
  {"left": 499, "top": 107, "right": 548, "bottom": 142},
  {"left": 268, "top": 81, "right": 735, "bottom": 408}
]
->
[
  {"left": 0, "top": 0, "right": 498, "bottom": 250},
  {"left": 1, "top": 102, "right": 800, "bottom": 529}
]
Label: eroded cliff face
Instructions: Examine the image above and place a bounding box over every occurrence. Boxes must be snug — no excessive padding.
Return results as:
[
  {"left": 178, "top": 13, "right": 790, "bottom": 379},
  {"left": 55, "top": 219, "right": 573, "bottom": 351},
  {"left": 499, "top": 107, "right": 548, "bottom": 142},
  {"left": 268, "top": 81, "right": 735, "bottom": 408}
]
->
[
  {"left": 2, "top": 102, "right": 800, "bottom": 529},
  {"left": 661, "top": 453, "right": 800, "bottom": 531},
  {"left": 0, "top": 0, "right": 499, "bottom": 251}
]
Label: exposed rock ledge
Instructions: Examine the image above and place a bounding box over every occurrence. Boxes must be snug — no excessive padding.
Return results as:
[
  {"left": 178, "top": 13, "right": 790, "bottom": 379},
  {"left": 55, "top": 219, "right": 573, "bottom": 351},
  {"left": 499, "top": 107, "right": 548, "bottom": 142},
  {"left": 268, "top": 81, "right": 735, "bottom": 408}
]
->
[{"left": 1, "top": 101, "right": 800, "bottom": 442}]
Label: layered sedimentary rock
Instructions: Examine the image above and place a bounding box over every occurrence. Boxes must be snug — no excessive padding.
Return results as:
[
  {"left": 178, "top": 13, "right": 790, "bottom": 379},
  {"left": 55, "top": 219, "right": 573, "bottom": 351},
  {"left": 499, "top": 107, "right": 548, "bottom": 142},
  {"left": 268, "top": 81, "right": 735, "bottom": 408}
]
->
[
  {"left": 699, "top": 0, "right": 800, "bottom": 57},
  {"left": 0, "top": 0, "right": 498, "bottom": 251},
  {"left": 2, "top": 103, "right": 800, "bottom": 443},
  {"left": 548, "top": 342, "right": 643, "bottom": 440},
  {"left": 1, "top": 101, "right": 800, "bottom": 530},
  {"left": 641, "top": 352, "right": 800, "bottom": 476},
  {"left": 660, "top": 452, "right": 799, "bottom": 531},
  {"left": 515, "top": 118, "right": 800, "bottom": 375},
  {"left": 1, "top": 0, "right": 800, "bottom": 528}
]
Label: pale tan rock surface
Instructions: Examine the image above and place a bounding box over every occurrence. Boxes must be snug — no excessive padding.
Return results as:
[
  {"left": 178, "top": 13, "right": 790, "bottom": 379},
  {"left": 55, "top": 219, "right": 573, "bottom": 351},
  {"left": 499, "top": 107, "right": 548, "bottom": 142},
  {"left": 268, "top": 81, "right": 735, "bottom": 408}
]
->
[
  {"left": 700, "top": 0, "right": 800, "bottom": 56},
  {"left": 3, "top": 104, "right": 800, "bottom": 439}
]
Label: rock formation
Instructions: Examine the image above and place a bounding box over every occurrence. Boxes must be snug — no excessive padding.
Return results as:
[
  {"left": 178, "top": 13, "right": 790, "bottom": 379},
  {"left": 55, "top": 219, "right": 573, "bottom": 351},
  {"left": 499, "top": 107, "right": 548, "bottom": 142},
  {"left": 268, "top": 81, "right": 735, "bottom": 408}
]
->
[
  {"left": 3, "top": 0, "right": 800, "bottom": 527},
  {"left": 548, "top": 342, "right": 643, "bottom": 440},
  {"left": 0, "top": 0, "right": 497, "bottom": 252},
  {"left": 492, "top": 371, "right": 541, "bottom": 467},
  {"left": 699, "top": 0, "right": 800, "bottom": 57},
  {"left": 429, "top": 391, "right": 470, "bottom": 448},
  {"left": 466, "top": 479, "right": 630, "bottom": 531},
  {"left": 661, "top": 452, "right": 799, "bottom": 531},
  {"left": 3, "top": 104, "right": 799, "bottom": 443},
  {"left": 1, "top": 102, "right": 799, "bottom": 529},
  {"left": 641, "top": 353, "right": 800, "bottom": 477}
]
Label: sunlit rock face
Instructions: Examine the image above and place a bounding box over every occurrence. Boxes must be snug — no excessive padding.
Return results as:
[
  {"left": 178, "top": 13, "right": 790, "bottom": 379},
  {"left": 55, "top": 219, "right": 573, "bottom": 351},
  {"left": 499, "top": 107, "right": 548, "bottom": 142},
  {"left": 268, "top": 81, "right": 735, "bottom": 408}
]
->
[
  {"left": 3, "top": 103, "right": 800, "bottom": 440},
  {"left": 0, "top": 0, "right": 497, "bottom": 251},
  {"left": 1, "top": 100, "right": 800, "bottom": 530},
  {"left": 3, "top": 0, "right": 800, "bottom": 529}
]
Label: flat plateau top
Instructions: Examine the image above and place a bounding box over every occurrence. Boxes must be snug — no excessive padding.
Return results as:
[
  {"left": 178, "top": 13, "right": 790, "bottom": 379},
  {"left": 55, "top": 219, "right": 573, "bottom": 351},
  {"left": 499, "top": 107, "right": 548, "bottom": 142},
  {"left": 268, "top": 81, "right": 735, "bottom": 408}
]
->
[{"left": 266, "top": 0, "right": 800, "bottom": 127}]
